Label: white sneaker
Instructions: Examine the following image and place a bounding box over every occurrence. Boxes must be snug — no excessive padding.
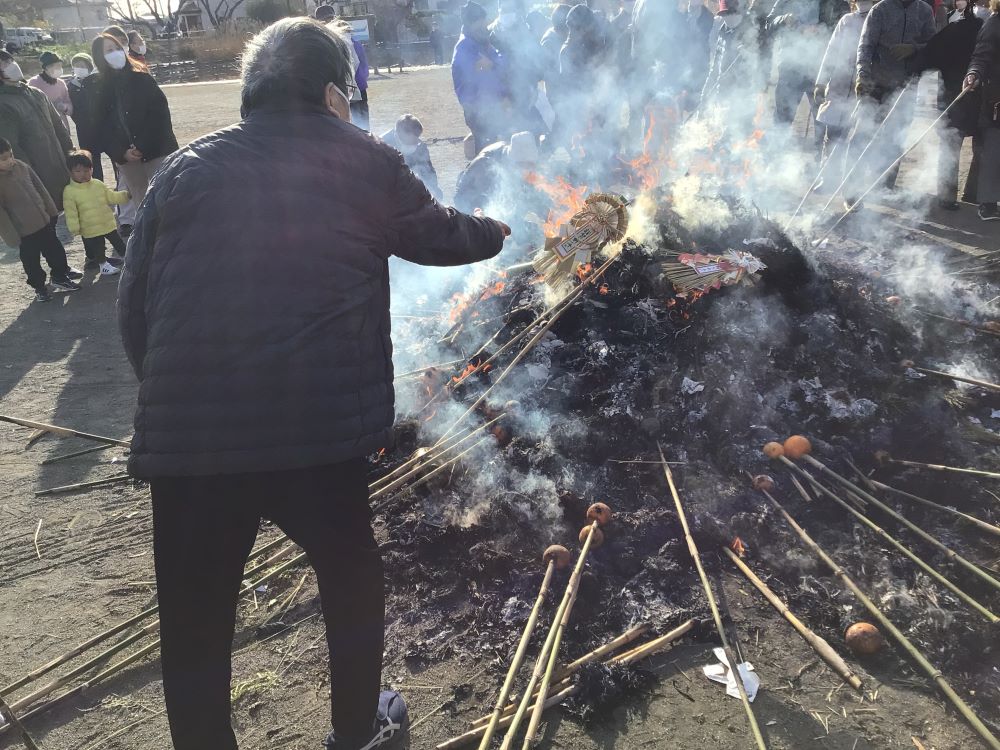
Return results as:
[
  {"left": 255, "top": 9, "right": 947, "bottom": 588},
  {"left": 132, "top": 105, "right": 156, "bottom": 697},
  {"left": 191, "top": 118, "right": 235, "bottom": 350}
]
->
[{"left": 100, "top": 262, "right": 121, "bottom": 276}]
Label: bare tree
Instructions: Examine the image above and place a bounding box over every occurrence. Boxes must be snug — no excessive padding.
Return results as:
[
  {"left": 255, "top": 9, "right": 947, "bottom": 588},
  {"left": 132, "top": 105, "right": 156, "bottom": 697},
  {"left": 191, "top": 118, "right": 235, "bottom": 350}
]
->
[{"left": 196, "top": 0, "right": 248, "bottom": 28}]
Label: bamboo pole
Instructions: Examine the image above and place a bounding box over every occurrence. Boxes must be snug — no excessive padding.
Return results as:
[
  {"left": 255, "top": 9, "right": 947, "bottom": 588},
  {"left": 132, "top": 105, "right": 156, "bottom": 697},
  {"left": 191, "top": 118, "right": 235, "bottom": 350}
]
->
[
  {"left": 783, "top": 453, "right": 1000, "bottom": 593},
  {"left": 905, "top": 365, "right": 1000, "bottom": 394},
  {"left": 40, "top": 444, "right": 114, "bottom": 465},
  {"left": 470, "top": 622, "right": 652, "bottom": 729},
  {"left": 444, "top": 620, "right": 694, "bottom": 749},
  {"left": 478, "top": 548, "right": 564, "bottom": 750},
  {"left": 914, "top": 310, "right": 1000, "bottom": 338},
  {"left": 0, "top": 415, "right": 131, "bottom": 447},
  {"left": 34, "top": 474, "right": 133, "bottom": 497},
  {"left": 788, "top": 470, "right": 999, "bottom": 623},
  {"left": 658, "top": 445, "right": 767, "bottom": 750},
  {"left": 863, "top": 479, "right": 1000, "bottom": 540},
  {"left": 498, "top": 521, "right": 600, "bottom": 750},
  {"left": 723, "top": 546, "right": 862, "bottom": 690},
  {"left": 8, "top": 622, "right": 161, "bottom": 714},
  {"left": 0, "top": 694, "right": 41, "bottom": 750},
  {"left": 757, "top": 487, "right": 1000, "bottom": 750},
  {"left": 878, "top": 454, "right": 1000, "bottom": 481},
  {"left": 372, "top": 436, "right": 491, "bottom": 512}
]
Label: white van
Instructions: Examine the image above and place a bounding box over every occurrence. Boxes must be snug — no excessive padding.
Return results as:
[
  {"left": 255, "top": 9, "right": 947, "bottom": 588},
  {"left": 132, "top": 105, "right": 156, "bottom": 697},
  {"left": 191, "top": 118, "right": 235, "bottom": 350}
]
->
[{"left": 4, "top": 27, "right": 52, "bottom": 51}]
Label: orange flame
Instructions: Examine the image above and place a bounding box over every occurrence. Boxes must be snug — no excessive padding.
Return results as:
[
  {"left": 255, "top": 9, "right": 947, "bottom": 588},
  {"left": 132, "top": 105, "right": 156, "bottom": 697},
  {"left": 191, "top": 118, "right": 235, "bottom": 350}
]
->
[
  {"left": 730, "top": 537, "right": 746, "bottom": 557},
  {"left": 526, "top": 173, "right": 588, "bottom": 237},
  {"left": 598, "top": 283, "right": 609, "bottom": 295}
]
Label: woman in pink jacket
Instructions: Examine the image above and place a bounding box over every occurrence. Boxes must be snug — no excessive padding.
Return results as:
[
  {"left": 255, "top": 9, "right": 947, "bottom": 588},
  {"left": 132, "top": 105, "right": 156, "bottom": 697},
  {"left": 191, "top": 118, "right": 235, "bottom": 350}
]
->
[{"left": 28, "top": 51, "right": 73, "bottom": 132}]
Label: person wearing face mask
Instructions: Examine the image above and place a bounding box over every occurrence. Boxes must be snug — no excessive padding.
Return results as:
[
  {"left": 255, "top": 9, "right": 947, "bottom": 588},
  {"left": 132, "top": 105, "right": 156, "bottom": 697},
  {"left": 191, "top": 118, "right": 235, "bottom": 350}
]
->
[
  {"left": 118, "top": 18, "right": 509, "bottom": 750},
  {"left": 0, "top": 49, "right": 72, "bottom": 212},
  {"left": 90, "top": 32, "right": 177, "bottom": 213},
  {"left": 128, "top": 30, "right": 148, "bottom": 63},
  {"left": 909, "top": 0, "right": 982, "bottom": 208},
  {"left": 845, "top": 0, "right": 935, "bottom": 208},
  {"left": 28, "top": 51, "right": 73, "bottom": 132},
  {"left": 453, "top": 1, "right": 511, "bottom": 154},
  {"left": 67, "top": 53, "right": 107, "bottom": 182},
  {"left": 814, "top": 0, "right": 872, "bottom": 191},
  {"left": 380, "top": 114, "right": 443, "bottom": 200}
]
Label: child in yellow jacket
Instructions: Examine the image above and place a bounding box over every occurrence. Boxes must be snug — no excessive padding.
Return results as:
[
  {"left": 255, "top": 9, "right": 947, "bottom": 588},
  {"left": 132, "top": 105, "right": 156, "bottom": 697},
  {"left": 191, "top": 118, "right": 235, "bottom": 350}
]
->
[{"left": 63, "top": 150, "right": 130, "bottom": 276}]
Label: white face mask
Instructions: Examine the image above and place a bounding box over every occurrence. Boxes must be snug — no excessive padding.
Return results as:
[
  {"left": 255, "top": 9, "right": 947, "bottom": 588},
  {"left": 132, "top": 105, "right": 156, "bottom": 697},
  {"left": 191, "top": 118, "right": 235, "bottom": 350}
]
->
[
  {"left": 723, "top": 13, "right": 744, "bottom": 27},
  {"left": 856, "top": 0, "right": 873, "bottom": 10},
  {"left": 135, "top": 43, "right": 147, "bottom": 55},
  {"left": 73, "top": 66, "right": 92, "bottom": 79},
  {"left": 2, "top": 61, "right": 23, "bottom": 81},
  {"left": 331, "top": 84, "right": 352, "bottom": 122},
  {"left": 105, "top": 50, "right": 127, "bottom": 70},
  {"left": 45, "top": 65, "right": 63, "bottom": 78}
]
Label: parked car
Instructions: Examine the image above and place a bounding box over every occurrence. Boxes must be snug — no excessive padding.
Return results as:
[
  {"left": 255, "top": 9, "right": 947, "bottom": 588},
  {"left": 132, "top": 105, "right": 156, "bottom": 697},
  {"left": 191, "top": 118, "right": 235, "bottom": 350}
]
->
[{"left": 4, "top": 27, "right": 52, "bottom": 51}]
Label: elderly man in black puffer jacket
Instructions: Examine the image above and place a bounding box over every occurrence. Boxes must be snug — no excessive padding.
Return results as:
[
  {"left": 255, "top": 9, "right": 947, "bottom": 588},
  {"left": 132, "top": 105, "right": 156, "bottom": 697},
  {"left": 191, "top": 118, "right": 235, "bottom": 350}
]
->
[{"left": 118, "top": 17, "right": 507, "bottom": 750}]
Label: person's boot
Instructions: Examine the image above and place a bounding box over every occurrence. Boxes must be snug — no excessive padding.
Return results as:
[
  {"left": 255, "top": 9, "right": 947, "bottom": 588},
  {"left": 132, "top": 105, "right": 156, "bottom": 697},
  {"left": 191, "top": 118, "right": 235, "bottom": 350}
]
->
[
  {"left": 324, "top": 691, "right": 409, "bottom": 750},
  {"left": 979, "top": 203, "right": 1000, "bottom": 222}
]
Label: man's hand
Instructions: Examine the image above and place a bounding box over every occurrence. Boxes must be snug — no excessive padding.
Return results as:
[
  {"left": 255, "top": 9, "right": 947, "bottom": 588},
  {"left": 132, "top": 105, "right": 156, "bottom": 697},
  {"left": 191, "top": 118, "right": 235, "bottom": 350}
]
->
[
  {"left": 890, "top": 43, "right": 916, "bottom": 61},
  {"left": 813, "top": 85, "right": 826, "bottom": 104},
  {"left": 496, "top": 220, "right": 511, "bottom": 237},
  {"left": 855, "top": 77, "right": 871, "bottom": 98},
  {"left": 125, "top": 146, "right": 143, "bottom": 163},
  {"left": 964, "top": 73, "right": 980, "bottom": 90}
]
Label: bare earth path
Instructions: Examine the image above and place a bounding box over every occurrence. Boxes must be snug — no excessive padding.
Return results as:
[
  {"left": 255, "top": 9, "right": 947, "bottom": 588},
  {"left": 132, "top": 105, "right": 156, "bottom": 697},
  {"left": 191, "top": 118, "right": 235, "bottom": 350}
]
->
[{"left": 0, "top": 67, "right": 997, "bottom": 750}]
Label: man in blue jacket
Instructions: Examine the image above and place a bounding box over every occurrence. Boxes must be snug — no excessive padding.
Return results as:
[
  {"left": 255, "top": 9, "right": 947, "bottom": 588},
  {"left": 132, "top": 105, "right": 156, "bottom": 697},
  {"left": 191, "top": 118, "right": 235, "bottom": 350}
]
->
[
  {"left": 118, "top": 17, "right": 509, "bottom": 750},
  {"left": 452, "top": 0, "right": 510, "bottom": 154}
]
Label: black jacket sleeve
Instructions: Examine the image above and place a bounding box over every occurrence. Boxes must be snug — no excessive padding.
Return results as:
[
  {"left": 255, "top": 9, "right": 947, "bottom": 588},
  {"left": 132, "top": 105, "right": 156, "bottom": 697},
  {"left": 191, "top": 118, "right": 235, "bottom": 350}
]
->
[
  {"left": 386, "top": 149, "right": 505, "bottom": 266},
  {"left": 131, "top": 73, "right": 178, "bottom": 161}
]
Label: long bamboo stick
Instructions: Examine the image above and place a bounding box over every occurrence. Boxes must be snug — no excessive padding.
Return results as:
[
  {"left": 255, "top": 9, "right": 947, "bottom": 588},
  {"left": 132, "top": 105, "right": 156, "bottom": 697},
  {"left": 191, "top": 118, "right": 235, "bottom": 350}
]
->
[
  {"left": 914, "top": 310, "right": 1000, "bottom": 338},
  {"left": 498, "top": 521, "right": 600, "bottom": 750},
  {"left": 865, "top": 479, "right": 1000, "bottom": 539},
  {"left": 784, "top": 453, "right": 1000, "bottom": 593},
  {"left": 905, "top": 365, "right": 1000, "bottom": 394},
  {"left": 0, "top": 415, "right": 130, "bottom": 447},
  {"left": 789, "top": 470, "right": 999, "bottom": 623},
  {"left": 40, "top": 444, "right": 114, "bottom": 465},
  {"left": 658, "top": 445, "right": 767, "bottom": 750},
  {"left": 444, "top": 620, "right": 695, "bottom": 750},
  {"left": 878, "top": 455, "right": 1000, "bottom": 481},
  {"left": 0, "top": 694, "right": 40, "bottom": 750},
  {"left": 478, "top": 549, "right": 563, "bottom": 750},
  {"left": 723, "top": 546, "right": 862, "bottom": 690},
  {"left": 34, "top": 474, "right": 133, "bottom": 497},
  {"left": 757, "top": 487, "right": 1000, "bottom": 750}
]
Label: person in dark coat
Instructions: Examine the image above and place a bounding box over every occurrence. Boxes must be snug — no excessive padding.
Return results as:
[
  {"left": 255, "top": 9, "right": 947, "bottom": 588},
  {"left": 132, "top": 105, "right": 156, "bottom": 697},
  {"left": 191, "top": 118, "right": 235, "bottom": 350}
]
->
[
  {"left": 380, "top": 113, "right": 443, "bottom": 200},
  {"left": 429, "top": 20, "right": 446, "bottom": 64},
  {"left": 965, "top": 9, "right": 1000, "bottom": 220},
  {"left": 91, "top": 33, "right": 178, "bottom": 211},
  {"left": 452, "top": 1, "right": 510, "bottom": 153},
  {"left": 0, "top": 50, "right": 72, "bottom": 211},
  {"left": 909, "top": 2, "right": 982, "bottom": 208},
  {"left": 67, "top": 53, "right": 106, "bottom": 181},
  {"left": 117, "top": 18, "right": 508, "bottom": 750}
]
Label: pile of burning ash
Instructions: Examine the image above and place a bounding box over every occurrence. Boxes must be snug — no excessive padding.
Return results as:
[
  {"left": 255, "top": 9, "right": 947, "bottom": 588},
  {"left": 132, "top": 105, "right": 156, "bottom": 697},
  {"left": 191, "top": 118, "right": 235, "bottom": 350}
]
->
[{"left": 376, "top": 199, "right": 1000, "bottom": 734}]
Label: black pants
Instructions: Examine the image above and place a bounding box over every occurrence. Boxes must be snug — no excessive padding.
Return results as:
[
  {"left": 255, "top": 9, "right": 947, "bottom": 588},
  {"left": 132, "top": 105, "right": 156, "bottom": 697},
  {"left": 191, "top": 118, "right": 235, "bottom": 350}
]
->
[
  {"left": 82, "top": 230, "right": 126, "bottom": 262},
  {"left": 150, "top": 460, "right": 385, "bottom": 750},
  {"left": 19, "top": 219, "right": 69, "bottom": 291}
]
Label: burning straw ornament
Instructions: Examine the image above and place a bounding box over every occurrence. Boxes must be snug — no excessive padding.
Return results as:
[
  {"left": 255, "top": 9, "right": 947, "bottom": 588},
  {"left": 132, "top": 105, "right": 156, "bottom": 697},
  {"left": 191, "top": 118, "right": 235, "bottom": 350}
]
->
[
  {"left": 661, "top": 249, "right": 766, "bottom": 296},
  {"left": 532, "top": 193, "right": 629, "bottom": 290}
]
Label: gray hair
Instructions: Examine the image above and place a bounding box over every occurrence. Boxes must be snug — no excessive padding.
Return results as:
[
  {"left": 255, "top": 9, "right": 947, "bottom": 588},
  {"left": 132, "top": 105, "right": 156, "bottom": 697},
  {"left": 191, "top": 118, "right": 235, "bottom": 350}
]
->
[{"left": 241, "top": 17, "right": 353, "bottom": 114}]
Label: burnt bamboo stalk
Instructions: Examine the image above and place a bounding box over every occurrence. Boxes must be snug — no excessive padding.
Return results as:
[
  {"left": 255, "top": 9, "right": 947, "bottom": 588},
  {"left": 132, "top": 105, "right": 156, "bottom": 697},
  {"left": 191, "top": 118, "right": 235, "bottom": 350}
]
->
[
  {"left": 914, "top": 310, "right": 1000, "bottom": 338},
  {"left": 0, "top": 415, "right": 131, "bottom": 447},
  {"left": 658, "top": 444, "right": 768, "bottom": 750},
  {"left": 477, "top": 557, "right": 559, "bottom": 750},
  {"left": 434, "top": 254, "right": 620, "bottom": 449},
  {"left": 372, "top": 436, "right": 491, "bottom": 511},
  {"left": 790, "top": 470, "right": 999, "bottom": 624},
  {"left": 909, "top": 366, "right": 1000, "bottom": 394},
  {"left": 0, "top": 694, "right": 40, "bottom": 750},
  {"left": 722, "top": 546, "right": 863, "bottom": 690},
  {"left": 520, "top": 528, "right": 599, "bottom": 748},
  {"left": 498, "top": 522, "right": 599, "bottom": 750},
  {"left": 34, "top": 474, "right": 133, "bottom": 497},
  {"left": 758, "top": 487, "right": 1000, "bottom": 750},
  {"left": 8, "top": 621, "right": 161, "bottom": 713},
  {"left": 786, "top": 454, "right": 1000, "bottom": 593},
  {"left": 470, "top": 622, "right": 652, "bottom": 729},
  {"left": 40, "top": 444, "right": 113, "bottom": 465},
  {"left": 866, "top": 479, "right": 1000, "bottom": 539},
  {"left": 449, "top": 620, "right": 695, "bottom": 749},
  {"left": 880, "top": 456, "right": 1000, "bottom": 481},
  {"left": 1, "top": 605, "right": 160, "bottom": 695}
]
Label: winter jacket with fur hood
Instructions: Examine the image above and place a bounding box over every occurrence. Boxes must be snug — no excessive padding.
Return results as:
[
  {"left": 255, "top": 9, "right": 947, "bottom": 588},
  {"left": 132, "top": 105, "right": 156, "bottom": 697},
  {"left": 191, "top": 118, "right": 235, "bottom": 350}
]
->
[{"left": 118, "top": 107, "right": 506, "bottom": 478}]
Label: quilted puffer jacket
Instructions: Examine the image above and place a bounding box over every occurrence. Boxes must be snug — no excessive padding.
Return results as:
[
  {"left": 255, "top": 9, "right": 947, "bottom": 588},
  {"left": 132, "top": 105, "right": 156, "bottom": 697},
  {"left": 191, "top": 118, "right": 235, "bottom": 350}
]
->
[{"left": 118, "top": 106, "right": 506, "bottom": 478}]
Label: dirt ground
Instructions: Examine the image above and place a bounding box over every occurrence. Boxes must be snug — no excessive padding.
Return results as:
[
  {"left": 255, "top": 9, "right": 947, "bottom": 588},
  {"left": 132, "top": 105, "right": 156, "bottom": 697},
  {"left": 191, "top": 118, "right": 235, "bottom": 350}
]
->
[{"left": 1, "top": 67, "right": 998, "bottom": 750}]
